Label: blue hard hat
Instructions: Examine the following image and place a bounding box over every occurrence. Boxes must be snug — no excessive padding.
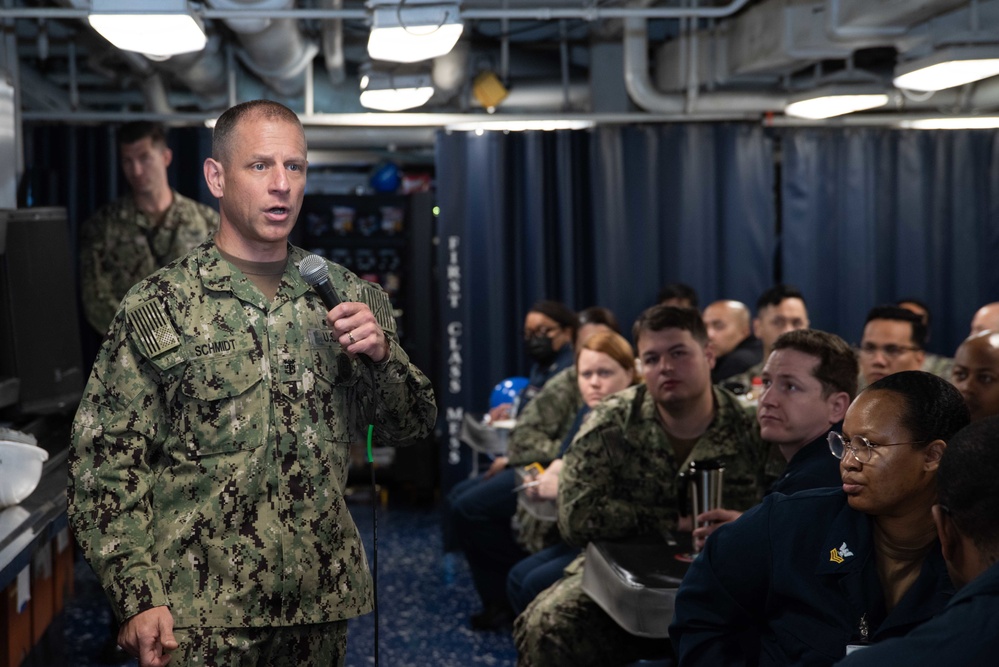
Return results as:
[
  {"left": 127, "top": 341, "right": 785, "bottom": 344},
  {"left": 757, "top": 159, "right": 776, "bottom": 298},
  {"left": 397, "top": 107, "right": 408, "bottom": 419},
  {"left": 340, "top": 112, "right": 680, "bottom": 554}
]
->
[{"left": 490, "top": 376, "right": 529, "bottom": 408}]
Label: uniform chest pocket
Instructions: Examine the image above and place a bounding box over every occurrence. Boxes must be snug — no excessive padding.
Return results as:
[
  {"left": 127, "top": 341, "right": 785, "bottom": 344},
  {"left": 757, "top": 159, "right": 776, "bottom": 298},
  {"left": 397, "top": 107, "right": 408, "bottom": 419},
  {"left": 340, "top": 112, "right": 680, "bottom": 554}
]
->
[
  {"left": 178, "top": 354, "right": 263, "bottom": 458},
  {"left": 308, "top": 329, "right": 361, "bottom": 442}
]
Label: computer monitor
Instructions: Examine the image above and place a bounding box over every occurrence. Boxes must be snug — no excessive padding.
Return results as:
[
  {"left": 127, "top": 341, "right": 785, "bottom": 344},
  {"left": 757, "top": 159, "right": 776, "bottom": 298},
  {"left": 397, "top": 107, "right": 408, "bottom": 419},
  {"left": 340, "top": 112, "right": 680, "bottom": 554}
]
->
[{"left": 0, "top": 207, "right": 84, "bottom": 418}]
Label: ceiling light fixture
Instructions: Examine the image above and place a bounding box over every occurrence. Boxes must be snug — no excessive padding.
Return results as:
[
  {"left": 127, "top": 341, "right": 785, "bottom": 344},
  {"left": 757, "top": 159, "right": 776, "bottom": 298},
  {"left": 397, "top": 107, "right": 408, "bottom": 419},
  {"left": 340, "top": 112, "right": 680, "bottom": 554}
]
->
[
  {"left": 900, "top": 116, "right": 999, "bottom": 130},
  {"left": 893, "top": 45, "right": 999, "bottom": 92},
  {"left": 446, "top": 119, "right": 595, "bottom": 132},
  {"left": 359, "top": 68, "right": 435, "bottom": 112},
  {"left": 88, "top": 0, "right": 207, "bottom": 61},
  {"left": 367, "top": 0, "right": 464, "bottom": 64},
  {"left": 784, "top": 84, "right": 889, "bottom": 120}
]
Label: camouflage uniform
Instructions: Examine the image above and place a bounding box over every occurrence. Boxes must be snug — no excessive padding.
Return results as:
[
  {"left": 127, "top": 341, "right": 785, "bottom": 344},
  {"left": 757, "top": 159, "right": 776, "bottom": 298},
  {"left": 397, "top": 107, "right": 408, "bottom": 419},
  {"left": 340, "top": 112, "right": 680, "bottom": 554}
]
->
[
  {"left": 922, "top": 352, "right": 954, "bottom": 381},
  {"left": 513, "top": 384, "right": 770, "bottom": 667},
  {"left": 69, "top": 242, "right": 436, "bottom": 632},
  {"left": 80, "top": 191, "right": 218, "bottom": 333},
  {"left": 507, "top": 366, "right": 584, "bottom": 553},
  {"left": 506, "top": 365, "right": 584, "bottom": 466}
]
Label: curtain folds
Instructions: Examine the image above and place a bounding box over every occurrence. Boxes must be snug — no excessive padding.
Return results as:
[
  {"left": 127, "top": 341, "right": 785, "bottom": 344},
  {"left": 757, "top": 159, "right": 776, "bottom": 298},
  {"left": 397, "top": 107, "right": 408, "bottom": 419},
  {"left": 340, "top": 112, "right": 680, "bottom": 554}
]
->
[{"left": 780, "top": 128, "right": 999, "bottom": 355}]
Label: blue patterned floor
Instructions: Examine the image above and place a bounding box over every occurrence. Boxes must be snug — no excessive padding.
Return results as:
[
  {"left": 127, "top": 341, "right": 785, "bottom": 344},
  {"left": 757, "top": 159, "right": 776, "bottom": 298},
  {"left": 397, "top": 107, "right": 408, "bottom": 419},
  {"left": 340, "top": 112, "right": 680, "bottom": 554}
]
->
[{"left": 57, "top": 499, "right": 516, "bottom": 667}]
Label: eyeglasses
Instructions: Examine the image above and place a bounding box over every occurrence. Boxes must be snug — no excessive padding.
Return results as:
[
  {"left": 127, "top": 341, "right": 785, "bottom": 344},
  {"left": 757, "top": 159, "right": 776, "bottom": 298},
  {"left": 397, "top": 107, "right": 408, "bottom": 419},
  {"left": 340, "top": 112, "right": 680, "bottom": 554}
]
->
[
  {"left": 524, "top": 326, "right": 557, "bottom": 341},
  {"left": 827, "top": 431, "right": 928, "bottom": 463},
  {"left": 858, "top": 342, "right": 921, "bottom": 358}
]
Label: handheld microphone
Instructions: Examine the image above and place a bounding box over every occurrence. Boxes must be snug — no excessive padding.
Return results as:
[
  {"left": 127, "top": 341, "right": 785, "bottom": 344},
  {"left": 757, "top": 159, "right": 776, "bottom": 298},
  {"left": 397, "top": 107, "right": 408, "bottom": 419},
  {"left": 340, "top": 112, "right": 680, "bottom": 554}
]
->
[
  {"left": 300, "top": 254, "right": 375, "bottom": 369},
  {"left": 299, "top": 255, "right": 342, "bottom": 311}
]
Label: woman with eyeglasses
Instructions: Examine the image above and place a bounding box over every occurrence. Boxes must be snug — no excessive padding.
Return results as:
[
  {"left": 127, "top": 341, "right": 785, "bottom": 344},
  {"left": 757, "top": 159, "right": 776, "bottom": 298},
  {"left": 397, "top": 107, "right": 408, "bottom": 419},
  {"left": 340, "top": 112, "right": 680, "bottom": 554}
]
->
[{"left": 670, "top": 370, "right": 970, "bottom": 667}]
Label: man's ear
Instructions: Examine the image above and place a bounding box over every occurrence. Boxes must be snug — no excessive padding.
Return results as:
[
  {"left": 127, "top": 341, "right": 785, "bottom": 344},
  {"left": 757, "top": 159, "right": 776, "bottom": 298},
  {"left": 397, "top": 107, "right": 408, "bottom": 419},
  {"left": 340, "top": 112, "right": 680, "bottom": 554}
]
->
[
  {"left": 932, "top": 504, "right": 958, "bottom": 564},
  {"left": 826, "top": 391, "right": 850, "bottom": 424},
  {"left": 752, "top": 317, "right": 762, "bottom": 340},
  {"left": 923, "top": 439, "right": 946, "bottom": 471},
  {"left": 703, "top": 341, "right": 716, "bottom": 370},
  {"left": 162, "top": 146, "right": 173, "bottom": 168},
  {"left": 204, "top": 157, "right": 224, "bottom": 198}
]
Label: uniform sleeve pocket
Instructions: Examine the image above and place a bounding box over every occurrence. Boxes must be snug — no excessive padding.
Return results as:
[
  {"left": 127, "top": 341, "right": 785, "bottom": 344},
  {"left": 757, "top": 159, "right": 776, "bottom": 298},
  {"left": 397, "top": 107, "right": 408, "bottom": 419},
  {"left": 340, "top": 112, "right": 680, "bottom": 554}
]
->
[{"left": 179, "top": 355, "right": 263, "bottom": 457}]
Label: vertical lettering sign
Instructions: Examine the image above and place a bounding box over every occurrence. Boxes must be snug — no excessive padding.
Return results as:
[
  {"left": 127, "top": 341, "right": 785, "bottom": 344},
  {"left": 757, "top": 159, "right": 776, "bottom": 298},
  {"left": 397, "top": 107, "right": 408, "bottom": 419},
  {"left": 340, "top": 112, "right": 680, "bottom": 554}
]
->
[{"left": 444, "top": 235, "right": 464, "bottom": 465}]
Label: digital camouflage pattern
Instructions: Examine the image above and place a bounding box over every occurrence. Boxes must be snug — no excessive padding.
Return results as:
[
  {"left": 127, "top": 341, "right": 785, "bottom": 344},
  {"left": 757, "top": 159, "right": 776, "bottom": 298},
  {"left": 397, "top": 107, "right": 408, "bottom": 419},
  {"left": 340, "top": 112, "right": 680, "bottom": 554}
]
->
[
  {"left": 922, "top": 352, "right": 954, "bottom": 382},
  {"left": 557, "top": 384, "right": 769, "bottom": 545},
  {"left": 69, "top": 242, "right": 436, "bottom": 629},
  {"left": 507, "top": 366, "right": 584, "bottom": 553},
  {"left": 170, "top": 620, "right": 347, "bottom": 667},
  {"left": 506, "top": 366, "right": 583, "bottom": 467},
  {"left": 80, "top": 191, "right": 218, "bottom": 333},
  {"left": 514, "top": 384, "right": 772, "bottom": 666}
]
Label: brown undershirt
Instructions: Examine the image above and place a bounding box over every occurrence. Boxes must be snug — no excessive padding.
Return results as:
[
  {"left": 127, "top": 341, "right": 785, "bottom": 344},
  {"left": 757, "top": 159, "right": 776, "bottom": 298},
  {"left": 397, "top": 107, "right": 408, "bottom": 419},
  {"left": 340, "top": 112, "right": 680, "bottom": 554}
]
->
[
  {"left": 216, "top": 246, "right": 287, "bottom": 302},
  {"left": 669, "top": 435, "right": 699, "bottom": 466},
  {"left": 872, "top": 521, "right": 937, "bottom": 613}
]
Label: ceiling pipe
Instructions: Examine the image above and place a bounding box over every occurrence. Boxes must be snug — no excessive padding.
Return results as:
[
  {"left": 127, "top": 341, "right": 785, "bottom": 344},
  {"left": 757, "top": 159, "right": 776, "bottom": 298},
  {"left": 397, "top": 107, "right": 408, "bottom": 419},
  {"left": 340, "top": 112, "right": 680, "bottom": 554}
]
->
[
  {"left": 319, "top": 0, "right": 346, "bottom": 87},
  {"left": 1, "top": 0, "right": 756, "bottom": 22},
  {"left": 623, "top": 16, "right": 787, "bottom": 115},
  {"left": 205, "top": 0, "right": 319, "bottom": 97},
  {"left": 116, "top": 50, "right": 173, "bottom": 115},
  {"left": 156, "top": 33, "right": 229, "bottom": 108}
]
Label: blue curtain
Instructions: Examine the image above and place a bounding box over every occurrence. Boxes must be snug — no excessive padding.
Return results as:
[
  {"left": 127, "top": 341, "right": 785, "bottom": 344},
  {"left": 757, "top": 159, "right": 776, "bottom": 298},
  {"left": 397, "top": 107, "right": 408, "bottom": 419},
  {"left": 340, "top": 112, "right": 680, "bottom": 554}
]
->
[
  {"left": 435, "top": 123, "right": 776, "bottom": 488},
  {"left": 590, "top": 123, "right": 775, "bottom": 332},
  {"left": 781, "top": 128, "right": 999, "bottom": 356}
]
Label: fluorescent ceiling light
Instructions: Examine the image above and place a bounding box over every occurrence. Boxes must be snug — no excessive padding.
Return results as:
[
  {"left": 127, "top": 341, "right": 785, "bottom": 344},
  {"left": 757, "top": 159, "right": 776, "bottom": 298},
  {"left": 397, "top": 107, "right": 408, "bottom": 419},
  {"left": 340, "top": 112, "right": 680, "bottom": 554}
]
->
[
  {"left": 359, "top": 70, "right": 435, "bottom": 112},
  {"left": 367, "top": 0, "right": 463, "bottom": 63},
  {"left": 446, "top": 119, "right": 595, "bottom": 132},
  {"left": 88, "top": 0, "right": 207, "bottom": 60},
  {"left": 784, "top": 85, "right": 889, "bottom": 119},
  {"left": 900, "top": 116, "right": 999, "bottom": 130},
  {"left": 894, "top": 46, "right": 999, "bottom": 92}
]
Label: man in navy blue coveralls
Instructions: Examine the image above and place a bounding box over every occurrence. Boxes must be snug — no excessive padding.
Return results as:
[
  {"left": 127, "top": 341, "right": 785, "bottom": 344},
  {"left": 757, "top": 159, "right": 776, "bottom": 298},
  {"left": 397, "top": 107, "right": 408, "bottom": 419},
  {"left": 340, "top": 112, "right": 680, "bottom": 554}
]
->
[
  {"left": 670, "top": 371, "right": 970, "bottom": 666},
  {"left": 692, "top": 329, "right": 856, "bottom": 549}
]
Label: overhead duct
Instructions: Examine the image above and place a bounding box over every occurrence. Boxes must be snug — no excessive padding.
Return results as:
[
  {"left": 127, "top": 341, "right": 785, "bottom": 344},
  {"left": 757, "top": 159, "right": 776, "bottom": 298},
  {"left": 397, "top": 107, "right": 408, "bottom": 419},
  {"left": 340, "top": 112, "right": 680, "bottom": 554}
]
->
[
  {"left": 824, "top": 0, "right": 966, "bottom": 41},
  {"left": 623, "top": 16, "right": 786, "bottom": 116},
  {"left": 206, "top": 0, "right": 319, "bottom": 97},
  {"left": 156, "top": 33, "right": 229, "bottom": 108}
]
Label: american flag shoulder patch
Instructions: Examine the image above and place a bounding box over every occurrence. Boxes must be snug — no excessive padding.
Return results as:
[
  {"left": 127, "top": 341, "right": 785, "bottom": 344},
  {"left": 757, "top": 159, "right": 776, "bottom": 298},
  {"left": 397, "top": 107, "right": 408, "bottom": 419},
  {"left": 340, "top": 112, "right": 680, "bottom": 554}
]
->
[
  {"left": 359, "top": 282, "right": 396, "bottom": 335},
  {"left": 126, "top": 300, "right": 181, "bottom": 358}
]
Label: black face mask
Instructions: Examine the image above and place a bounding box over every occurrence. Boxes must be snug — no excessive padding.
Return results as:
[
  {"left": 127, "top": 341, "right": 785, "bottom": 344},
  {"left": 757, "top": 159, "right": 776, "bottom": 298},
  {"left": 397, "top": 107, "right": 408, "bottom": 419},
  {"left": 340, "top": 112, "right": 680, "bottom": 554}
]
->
[{"left": 526, "top": 335, "right": 557, "bottom": 366}]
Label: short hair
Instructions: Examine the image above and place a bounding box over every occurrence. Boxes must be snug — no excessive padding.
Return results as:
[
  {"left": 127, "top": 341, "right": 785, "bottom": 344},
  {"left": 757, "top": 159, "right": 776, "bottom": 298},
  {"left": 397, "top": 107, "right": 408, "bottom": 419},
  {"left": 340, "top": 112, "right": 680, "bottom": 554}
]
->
[
  {"left": 212, "top": 100, "right": 304, "bottom": 165},
  {"left": 896, "top": 297, "right": 931, "bottom": 326},
  {"left": 118, "top": 121, "right": 166, "bottom": 148},
  {"left": 529, "top": 300, "right": 578, "bottom": 336},
  {"left": 633, "top": 305, "right": 707, "bottom": 347},
  {"left": 772, "top": 329, "right": 858, "bottom": 399},
  {"left": 938, "top": 416, "right": 999, "bottom": 558},
  {"left": 864, "top": 305, "right": 927, "bottom": 349},
  {"left": 864, "top": 371, "right": 970, "bottom": 449},
  {"left": 756, "top": 284, "right": 806, "bottom": 313},
  {"left": 577, "top": 331, "right": 639, "bottom": 384},
  {"left": 657, "top": 283, "right": 699, "bottom": 309},
  {"left": 577, "top": 306, "right": 620, "bottom": 334}
]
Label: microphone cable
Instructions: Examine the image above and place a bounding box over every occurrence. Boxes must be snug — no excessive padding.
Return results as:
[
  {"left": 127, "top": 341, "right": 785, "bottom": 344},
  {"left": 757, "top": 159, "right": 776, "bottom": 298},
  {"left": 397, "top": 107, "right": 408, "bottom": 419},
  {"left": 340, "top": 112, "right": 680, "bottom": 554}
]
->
[{"left": 299, "top": 254, "right": 384, "bottom": 667}]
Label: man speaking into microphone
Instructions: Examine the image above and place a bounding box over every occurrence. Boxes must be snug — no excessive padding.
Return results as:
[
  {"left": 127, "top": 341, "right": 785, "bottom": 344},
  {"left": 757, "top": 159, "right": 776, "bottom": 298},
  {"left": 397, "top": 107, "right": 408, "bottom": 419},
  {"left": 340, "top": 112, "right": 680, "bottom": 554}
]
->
[{"left": 68, "top": 100, "right": 437, "bottom": 667}]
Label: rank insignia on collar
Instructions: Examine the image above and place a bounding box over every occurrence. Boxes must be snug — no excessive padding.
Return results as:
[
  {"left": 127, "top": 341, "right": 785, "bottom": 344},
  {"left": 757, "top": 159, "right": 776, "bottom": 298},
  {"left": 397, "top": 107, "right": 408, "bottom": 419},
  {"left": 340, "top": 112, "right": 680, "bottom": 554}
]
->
[{"left": 829, "top": 541, "right": 854, "bottom": 563}]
